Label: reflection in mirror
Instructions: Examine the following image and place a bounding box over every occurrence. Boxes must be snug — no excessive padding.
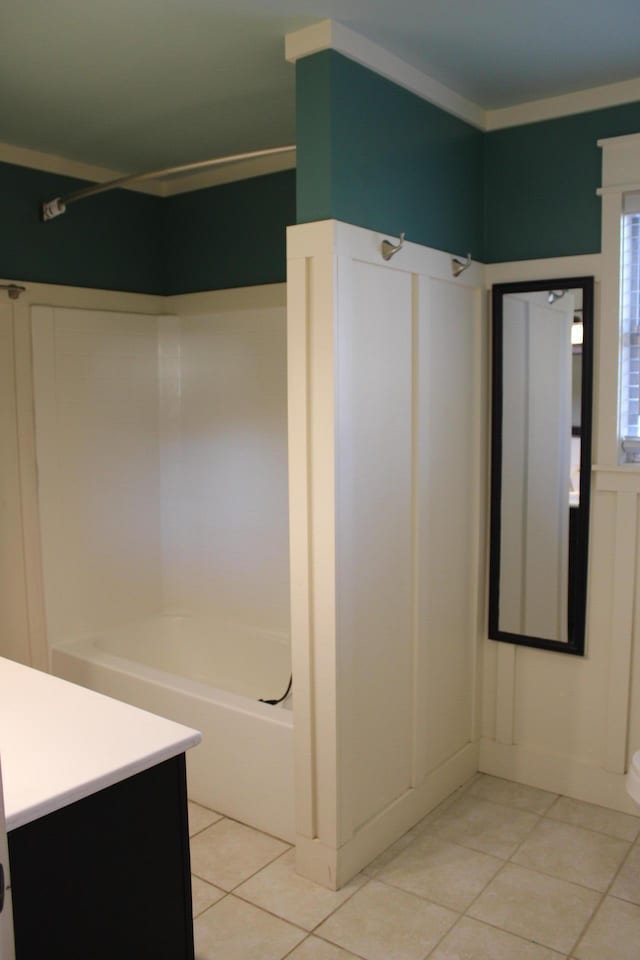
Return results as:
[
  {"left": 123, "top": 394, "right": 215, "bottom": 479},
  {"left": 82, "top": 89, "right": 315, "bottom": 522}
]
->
[{"left": 489, "top": 277, "right": 593, "bottom": 656}]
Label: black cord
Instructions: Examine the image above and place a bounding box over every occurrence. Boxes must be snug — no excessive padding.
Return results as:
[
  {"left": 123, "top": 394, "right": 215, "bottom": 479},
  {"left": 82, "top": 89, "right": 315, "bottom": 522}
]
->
[{"left": 259, "top": 674, "right": 292, "bottom": 705}]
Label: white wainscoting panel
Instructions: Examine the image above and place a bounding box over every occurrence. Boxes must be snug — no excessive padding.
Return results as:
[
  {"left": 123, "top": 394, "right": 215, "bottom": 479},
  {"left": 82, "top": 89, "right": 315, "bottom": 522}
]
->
[
  {"left": 288, "top": 220, "right": 486, "bottom": 887},
  {"left": 336, "top": 259, "right": 414, "bottom": 834},
  {"left": 481, "top": 255, "right": 640, "bottom": 815},
  {"left": 416, "top": 277, "right": 483, "bottom": 776}
]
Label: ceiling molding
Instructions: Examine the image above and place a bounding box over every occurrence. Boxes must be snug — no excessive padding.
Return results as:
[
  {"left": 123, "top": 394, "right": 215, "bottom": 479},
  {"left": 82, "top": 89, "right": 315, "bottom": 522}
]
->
[
  {"left": 286, "top": 20, "right": 640, "bottom": 134},
  {"left": 0, "top": 142, "right": 164, "bottom": 196},
  {"left": 0, "top": 140, "right": 296, "bottom": 198},
  {"left": 285, "top": 20, "right": 487, "bottom": 131},
  {"left": 598, "top": 131, "right": 640, "bottom": 192},
  {"left": 486, "top": 75, "right": 640, "bottom": 131}
]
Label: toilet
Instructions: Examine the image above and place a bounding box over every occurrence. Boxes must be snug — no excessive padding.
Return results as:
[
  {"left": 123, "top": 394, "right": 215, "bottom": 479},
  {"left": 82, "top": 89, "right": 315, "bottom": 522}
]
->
[{"left": 627, "top": 752, "right": 640, "bottom": 807}]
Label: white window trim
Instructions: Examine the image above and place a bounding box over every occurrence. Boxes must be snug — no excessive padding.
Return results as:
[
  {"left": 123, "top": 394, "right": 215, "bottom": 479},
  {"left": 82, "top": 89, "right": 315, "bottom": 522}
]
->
[{"left": 597, "top": 134, "right": 640, "bottom": 466}]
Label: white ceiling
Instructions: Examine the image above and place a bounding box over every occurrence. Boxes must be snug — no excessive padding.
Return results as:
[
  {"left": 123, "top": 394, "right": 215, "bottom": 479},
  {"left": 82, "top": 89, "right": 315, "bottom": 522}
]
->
[{"left": 2, "top": 0, "right": 640, "bottom": 172}]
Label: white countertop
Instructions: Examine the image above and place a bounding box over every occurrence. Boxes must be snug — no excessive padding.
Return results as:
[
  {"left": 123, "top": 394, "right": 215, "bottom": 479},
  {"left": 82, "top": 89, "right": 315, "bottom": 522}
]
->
[{"left": 0, "top": 657, "right": 201, "bottom": 831}]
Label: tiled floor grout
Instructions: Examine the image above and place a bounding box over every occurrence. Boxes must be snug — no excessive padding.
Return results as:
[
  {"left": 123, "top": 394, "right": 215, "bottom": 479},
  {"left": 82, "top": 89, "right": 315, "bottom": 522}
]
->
[
  {"left": 568, "top": 824, "right": 640, "bottom": 957},
  {"left": 189, "top": 781, "right": 640, "bottom": 960},
  {"left": 192, "top": 841, "right": 293, "bottom": 896}
]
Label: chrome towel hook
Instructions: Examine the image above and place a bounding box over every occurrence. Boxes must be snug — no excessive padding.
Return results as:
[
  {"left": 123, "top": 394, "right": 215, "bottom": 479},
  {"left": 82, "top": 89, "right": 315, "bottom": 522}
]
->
[
  {"left": 0, "top": 283, "right": 26, "bottom": 300},
  {"left": 381, "top": 232, "right": 405, "bottom": 261},
  {"left": 451, "top": 252, "right": 472, "bottom": 278}
]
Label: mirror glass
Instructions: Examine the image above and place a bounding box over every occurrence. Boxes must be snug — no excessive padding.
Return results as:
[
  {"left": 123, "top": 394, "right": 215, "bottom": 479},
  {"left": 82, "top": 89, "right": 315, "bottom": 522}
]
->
[{"left": 489, "top": 277, "right": 593, "bottom": 655}]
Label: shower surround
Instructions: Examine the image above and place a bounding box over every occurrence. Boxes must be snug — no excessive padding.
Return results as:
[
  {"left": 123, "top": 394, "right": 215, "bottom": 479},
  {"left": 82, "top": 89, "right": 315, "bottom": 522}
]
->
[{"left": 32, "top": 286, "right": 293, "bottom": 838}]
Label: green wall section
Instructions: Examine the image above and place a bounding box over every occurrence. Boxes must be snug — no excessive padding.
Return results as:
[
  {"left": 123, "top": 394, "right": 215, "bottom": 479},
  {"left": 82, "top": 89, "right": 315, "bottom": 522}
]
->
[
  {"left": 485, "top": 101, "right": 640, "bottom": 263},
  {"left": 0, "top": 162, "right": 164, "bottom": 293},
  {"left": 0, "top": 162, "right": 294, "bottom": 295},
  {"left": 296, "top": 51, "right": 485, "bottom": 260},
  {"left": 295, "top": 53, "right": 333, "bottom": 225},
  {"left": 163, "top": 169, "right": 295, "bottom": 295},
  {"left": 296, "top": 52, "right": 640, "bottom": 264}
]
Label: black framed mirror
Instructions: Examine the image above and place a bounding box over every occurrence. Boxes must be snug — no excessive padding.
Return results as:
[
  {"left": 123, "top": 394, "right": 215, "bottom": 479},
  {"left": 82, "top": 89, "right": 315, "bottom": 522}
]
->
[{"left": 489, "top": 277, "right": 594, "bottom": 655}]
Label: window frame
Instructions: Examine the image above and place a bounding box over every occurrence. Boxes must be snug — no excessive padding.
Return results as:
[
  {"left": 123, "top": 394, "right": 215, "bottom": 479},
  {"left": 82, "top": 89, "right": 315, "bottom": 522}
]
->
[{"left": 598, "top": 133, "right": 640, "bottom": 466}]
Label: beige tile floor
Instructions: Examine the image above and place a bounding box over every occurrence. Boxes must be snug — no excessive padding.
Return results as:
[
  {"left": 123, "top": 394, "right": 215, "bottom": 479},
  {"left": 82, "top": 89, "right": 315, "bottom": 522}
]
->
[{"left": 187, "top": 776, "right": 640, "bottom": 960}]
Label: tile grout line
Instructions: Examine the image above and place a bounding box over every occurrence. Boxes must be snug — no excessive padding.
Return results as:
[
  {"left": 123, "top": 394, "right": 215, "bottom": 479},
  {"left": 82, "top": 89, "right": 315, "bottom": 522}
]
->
[
  {"left": 470, "top": 781, "right": 640, "bottom": 838},
  {"left": 189, "top": 801, "right": 296, "bottom": 845},
  {"left": 415, "top": 794, "right": 613, "bottom": 956},
  {"left": 568, "top": 827, "right": 640, "bottom": 957},
  {"left": 188, "top": 817, "right": 224, "bottom": 840},
  {"left": 190, "top": 785, "right": 640, "bottom": 958},
  {"left": 193, "top": 847, "right": 373, "bottom": 942}
]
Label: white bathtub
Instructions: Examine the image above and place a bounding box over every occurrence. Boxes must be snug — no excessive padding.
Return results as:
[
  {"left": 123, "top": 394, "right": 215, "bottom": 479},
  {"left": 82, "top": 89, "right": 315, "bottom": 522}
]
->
[{"left": 51, "top": 614, "right": 294, "bottom": 841}]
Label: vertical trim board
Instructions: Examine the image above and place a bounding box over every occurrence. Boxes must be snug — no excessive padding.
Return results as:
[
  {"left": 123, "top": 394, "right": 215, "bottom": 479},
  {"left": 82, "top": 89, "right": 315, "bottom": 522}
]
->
[
  {"left": 495, "top": 643, "right": 516, "bottom": 744},
  {"left": 410, "top": 272, "right": 421, "bottom": 788},
  {"left": 605, "top": 488, "right": 637, "bottom": 772},
  {"left": 309, "top": 251, "right": 340, "bottom": 849},
  {"left": 287, "top": 256, "right": 315, "bottom": 839}
]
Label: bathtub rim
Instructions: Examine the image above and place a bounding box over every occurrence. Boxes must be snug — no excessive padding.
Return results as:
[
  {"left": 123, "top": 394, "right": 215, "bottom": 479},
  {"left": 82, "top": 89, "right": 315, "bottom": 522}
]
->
[{"left": 51, "top": 635, "right": 293, "bottom": 728}]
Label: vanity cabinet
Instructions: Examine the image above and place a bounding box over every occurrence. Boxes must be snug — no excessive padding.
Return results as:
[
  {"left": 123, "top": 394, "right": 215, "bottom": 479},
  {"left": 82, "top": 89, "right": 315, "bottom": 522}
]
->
[
  {"left": 0, "top": 657, "right": 201, "bottom": 960},
  {"left": 9, "top": 755, "right": 192, "bottom": 959}
]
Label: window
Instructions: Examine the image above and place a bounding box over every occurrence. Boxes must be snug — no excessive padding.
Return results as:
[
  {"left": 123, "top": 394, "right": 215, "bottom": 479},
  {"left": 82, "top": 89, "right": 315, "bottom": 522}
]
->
[
  {"left": 621, "top": 193, "right": 640, "bottom": 461},
  {"left": 598, "top": 133, "right": 640, "bottom": 464}
]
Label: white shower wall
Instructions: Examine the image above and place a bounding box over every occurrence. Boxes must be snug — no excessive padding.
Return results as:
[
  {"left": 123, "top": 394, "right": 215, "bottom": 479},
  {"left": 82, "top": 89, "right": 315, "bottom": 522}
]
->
[
  {"left": 160, "top": 300, "right": 289, "bottom": 631},
  {"left": 32, "top": 288, "right": 289, "bottom": 646},
  {"left": 33, "top": 306, "right": 164, "bottom": 644}
]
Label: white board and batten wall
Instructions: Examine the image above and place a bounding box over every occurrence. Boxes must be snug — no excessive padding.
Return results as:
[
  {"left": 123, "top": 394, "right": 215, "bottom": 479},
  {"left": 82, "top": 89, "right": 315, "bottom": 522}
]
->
[
  {"left": 483, "top": 246, "right": 640, "bottom": 818},
  {"left": 287, "top": 220, "right": 488, "bottom": 888}
]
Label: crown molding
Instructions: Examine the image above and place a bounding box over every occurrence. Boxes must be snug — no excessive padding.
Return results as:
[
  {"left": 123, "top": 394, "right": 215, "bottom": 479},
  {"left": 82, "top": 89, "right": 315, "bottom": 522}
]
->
[
  {"left": 485, "top": 76, "right": 640, "bottom": 131},
  {"left": 0, "top": 142, "right": 164, "bottom": 195},
  {"left": 0, "top": 140, "right": 296, "bottom": 199},
  {"left": 285, "top": 20, "right": 487, "bottom": 131},
  {"left": 286, "top": 20, "right": 640, "bottom": 134}
]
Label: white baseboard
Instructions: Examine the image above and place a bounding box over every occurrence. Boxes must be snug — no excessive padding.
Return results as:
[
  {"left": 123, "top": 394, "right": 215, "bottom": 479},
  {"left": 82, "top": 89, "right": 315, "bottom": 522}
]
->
[
  {"left": 296, "top": 742, "right": 479, "bottom": 889},
  {"left": 479, "top": 738, "right": 639, "bottom": 815}
]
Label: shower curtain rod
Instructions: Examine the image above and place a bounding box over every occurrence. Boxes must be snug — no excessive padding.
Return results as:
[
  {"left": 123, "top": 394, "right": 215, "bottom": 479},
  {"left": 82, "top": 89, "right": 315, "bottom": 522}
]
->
[{"left": 40, "top": 144, "right": 296, "bottom": 222}]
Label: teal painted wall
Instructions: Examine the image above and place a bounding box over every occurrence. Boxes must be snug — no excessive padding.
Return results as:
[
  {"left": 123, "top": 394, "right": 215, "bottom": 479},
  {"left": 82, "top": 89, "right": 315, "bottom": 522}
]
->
[
  {"left": 0, "top": 161, "right": 294, "bottom": 294},
  {"left": 163, "top": 169, "right": 295, "bottom": 295},
  {"left": 296, "top": 53, "right": 333, "bottom": 226},
  {"left": 296, "top": 51, "right": 640, "bottom": 264},
  {"left": 296, "top": 51, "right": 484, "bottom": 260},
  {"left": 484, "top": 102, "right": 640, "bottom": 263},
  {"left": 0, "top": 161, "right": 164, "bottom": 293}
]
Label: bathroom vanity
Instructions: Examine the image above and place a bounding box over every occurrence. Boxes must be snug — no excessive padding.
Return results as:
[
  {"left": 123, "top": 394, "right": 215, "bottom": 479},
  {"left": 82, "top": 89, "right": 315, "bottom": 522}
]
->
[{"left": 0, "top": 657, "right": 201, "bottom": 959}]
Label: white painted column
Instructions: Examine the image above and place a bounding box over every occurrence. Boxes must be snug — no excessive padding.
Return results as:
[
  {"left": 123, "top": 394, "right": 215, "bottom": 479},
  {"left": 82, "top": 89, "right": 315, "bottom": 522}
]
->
[{"left": 288, "top": 221, "right": 486, "bottom": 888}]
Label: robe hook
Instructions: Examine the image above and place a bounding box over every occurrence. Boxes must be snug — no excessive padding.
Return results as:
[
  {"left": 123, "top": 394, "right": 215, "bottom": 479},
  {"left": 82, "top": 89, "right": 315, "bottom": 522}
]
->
[
  {"left": 381, "top": 232, "right": 405, "bottom": 261},
  {"left": 0, "top": 283, "right": 26, "bottom": 300},
  {"left": 451, "top": 252, "right": 472, "bottom": 278}
]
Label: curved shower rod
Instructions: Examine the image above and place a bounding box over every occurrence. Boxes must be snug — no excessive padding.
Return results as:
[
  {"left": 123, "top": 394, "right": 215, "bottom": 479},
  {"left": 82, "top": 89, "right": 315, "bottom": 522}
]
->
[{"left": 40, "top": 143, "right": 297, "bottom": 222}]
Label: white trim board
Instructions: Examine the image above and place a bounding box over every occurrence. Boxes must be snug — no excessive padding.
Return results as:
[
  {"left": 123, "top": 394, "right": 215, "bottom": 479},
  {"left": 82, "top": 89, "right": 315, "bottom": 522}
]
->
[
  {"left": 285, "top": 20, "right": 485, "bottom": 130},
  {"left": 0, "top": 141, "right": 296, "bottom": 199},
  {"left": 0, "top": 277, "right": 286, "bottom": 317},
  {"left": 486, "top": 75, "right": 640, "bottom": 131},
  {"left": 479, "top": 738, "right": 640, "bottom": 816},
  {"left": 286, "top": 20, "right": 640, "bottom": 133},
  {"left": 485, "top": 254, "right": 602, "bottom": 285}
]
